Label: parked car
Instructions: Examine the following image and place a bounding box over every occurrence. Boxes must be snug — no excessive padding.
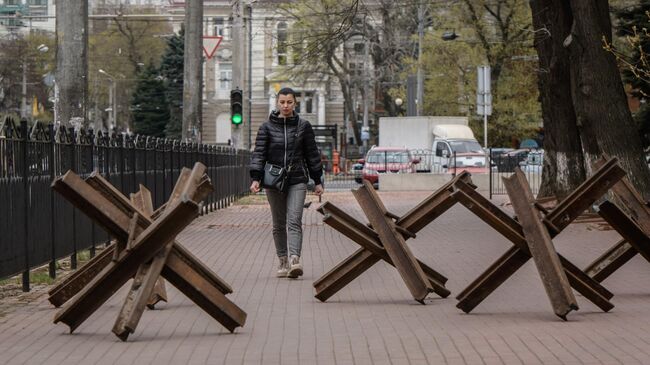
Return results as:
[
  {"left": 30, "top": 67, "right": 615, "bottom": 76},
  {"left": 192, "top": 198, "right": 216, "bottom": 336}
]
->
[
  {"left": 362, "top": 146, "right": 420, "bottom": 188},
  {"left": 493, "top": 148, "right": 531, "bottom": 172},
  {"left": 351, "top": 160, "right": 365, "bottom": 184},
  {"left": 519, "top": 150, "right": 544, "bottom": 173},
  {"left": 488, "top": 148, "right": 514, "bottom": 161}
]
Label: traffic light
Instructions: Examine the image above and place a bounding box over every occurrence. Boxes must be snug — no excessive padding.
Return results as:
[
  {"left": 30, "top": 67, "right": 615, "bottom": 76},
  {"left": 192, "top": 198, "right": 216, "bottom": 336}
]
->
[{"left": 230, "top": 88, "right": 243, "bottom": 125}]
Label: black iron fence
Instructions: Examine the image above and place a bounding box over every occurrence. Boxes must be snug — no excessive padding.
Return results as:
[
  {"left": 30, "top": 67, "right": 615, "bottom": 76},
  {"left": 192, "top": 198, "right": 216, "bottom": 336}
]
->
[
  {"left": 0, "top": 117, "right": 251, "bottom": 290},
  {"left": 489, "top": 148, "right": 544, "bottom": 197}
]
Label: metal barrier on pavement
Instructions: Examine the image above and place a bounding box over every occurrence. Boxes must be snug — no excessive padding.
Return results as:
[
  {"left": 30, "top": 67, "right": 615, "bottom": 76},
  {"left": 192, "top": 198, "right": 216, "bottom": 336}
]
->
[{"left": 0, "top": 116, "right": 251, "bottom": 290}]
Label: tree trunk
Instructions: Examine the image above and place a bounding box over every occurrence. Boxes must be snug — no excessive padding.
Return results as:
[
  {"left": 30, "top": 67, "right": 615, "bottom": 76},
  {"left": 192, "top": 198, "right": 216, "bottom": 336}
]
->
[
  {"left": 567, "top": 0, "right": 650, "bottom": 198},
  {"left": 530, "top": 0, "right": 586, "bottom": 199},
  {"left": 341, "top": 80, "right": 361, "bottom": 146},
  {"left": 182, "top": 0, "right": 203, "bottom": 143},
  {"left": 56, "top": 0, "right": 88, "bottom": 128}
]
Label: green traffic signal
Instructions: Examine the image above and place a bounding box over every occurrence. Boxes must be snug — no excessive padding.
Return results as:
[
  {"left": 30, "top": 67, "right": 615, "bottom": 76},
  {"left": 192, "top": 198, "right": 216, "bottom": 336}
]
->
[{"left": 230, "top": 88, "right": 243, "bottom": 126}]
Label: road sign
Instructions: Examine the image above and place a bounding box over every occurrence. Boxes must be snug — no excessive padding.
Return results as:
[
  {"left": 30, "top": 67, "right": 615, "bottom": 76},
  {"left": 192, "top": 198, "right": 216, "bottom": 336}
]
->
[
  {"left": 202, "top": 36, "right": 223, "bottom": 60},
  {"left": 476, "top": 65, "right": 492, "bottom": 116}
]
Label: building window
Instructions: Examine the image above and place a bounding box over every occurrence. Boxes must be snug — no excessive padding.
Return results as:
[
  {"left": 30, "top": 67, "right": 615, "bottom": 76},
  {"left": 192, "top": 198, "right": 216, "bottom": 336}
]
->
[
  {"left": 348, "top": 62, "right": 363, "bottom": 77},
  {"left": 294, "top": 91, "right": 314, "bottom": 114},
  {"left": 354, "top": 43, "right": 365, "bottom": 54},
  {"left": 218, "top": 63, "right": 232, "bottom": 90},
  {"left": 213, "top": 17, "right": 224, "bottom": 37},
  {"left": 304, "top": 92, "right": 313, "bottom": 114},
  {"left": 277, "top": 21, "right": 288, "bottom": 66}
]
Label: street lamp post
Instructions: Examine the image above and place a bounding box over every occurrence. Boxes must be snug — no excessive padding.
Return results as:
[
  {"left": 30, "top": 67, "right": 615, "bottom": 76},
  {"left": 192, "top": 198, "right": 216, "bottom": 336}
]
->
[{"left": 98, "top": 69, "right": 117, "bottom": 131}]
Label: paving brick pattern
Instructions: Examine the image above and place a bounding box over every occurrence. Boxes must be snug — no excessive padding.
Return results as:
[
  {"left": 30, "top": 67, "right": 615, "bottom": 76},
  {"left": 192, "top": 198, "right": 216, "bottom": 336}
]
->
[{"left": 1, "top": 191, "right": 650, "bottom": 364}]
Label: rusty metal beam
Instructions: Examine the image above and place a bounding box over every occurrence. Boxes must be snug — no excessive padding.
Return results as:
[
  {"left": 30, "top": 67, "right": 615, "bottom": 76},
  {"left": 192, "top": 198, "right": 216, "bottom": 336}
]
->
[
  {"left": 504, "top": 169, "right": 578, "bottom": 320},
  {"left": 453, "top": 166, "right": 616, "bottom": 314},
  {"left": 113, "top": 183, "right": 181, "bottom": 341},
  {"left": 544, "top": 157, "right": 625, "bottom": 233},
  {"left": 315, "top": 211, "right": 449, "bottom": 300},
  {"left": 47, "top": 166, "right": 200, "bottom": 308},
  {"left": 583, "top": 201, "right": 650, "bottom": 284},
  {"left": 312, "top": 174, "right": 481, "bottom": 303},
  {"left": 130, "top": 187, "right": 168, "bottom": 308},
  {"left": 313, "top": 248, "right": 380, "bottom": 302},
  {"left": 49, "top": 168, "right": 231, "bottom": 306},
  {"left": 353, "top": 181, "right": 433, "bottom": 303},
  {"left": 53, "top": 196, "right": 199, "bottom": 332},
  {"left": 396, "top": 172, "right": 472, "bottom": 233},
  {"left": 585, "top": 239, "right": 636, "bottom": 283},
  {"left": 51, "top": 168, "right": 244, "bottom": 337},
  {"left": 47, "top": 242, "right": 115, "bottom": 308},
  {"left": 162, "top": 251, "right": 247, "bottom": 333}
]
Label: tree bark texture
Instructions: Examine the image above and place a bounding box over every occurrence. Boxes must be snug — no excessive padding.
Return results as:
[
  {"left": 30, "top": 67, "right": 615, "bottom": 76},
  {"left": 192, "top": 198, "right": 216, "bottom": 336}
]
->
[
  {"left": 567, "top": 0, "right": 650, "bottom": 198},
  {"left": 530, "top": 0, "right": 586, "bottom": 199},
  {"left": 182, "top": 0, "right": 203, "bottom": 142},
  {"left": 55, "top": 0, "right": 88, "bottom": 128}
]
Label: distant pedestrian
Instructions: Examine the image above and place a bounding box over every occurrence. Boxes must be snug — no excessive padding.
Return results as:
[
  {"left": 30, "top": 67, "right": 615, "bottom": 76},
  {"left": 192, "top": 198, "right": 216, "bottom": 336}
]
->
[{"left": 249, "top": 87, "right": 324, "bottom": 278}]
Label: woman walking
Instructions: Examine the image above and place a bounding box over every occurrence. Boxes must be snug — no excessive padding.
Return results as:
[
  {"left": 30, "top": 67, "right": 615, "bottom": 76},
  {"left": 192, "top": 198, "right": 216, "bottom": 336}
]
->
[{"left": 249, "top": 87, "right": 324, "bottom": 278}]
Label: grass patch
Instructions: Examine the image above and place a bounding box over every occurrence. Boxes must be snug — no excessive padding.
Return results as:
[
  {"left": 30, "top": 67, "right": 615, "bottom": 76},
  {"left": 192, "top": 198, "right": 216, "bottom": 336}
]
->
[
  {"left": 0, "top": 269, "right": 55, "bottom": 286},
  {"left": 234, "top": 194, "right": 268, "bottom": 205},
  {"left": 0, "top": 246, "right": 105, "bottom": 288}
]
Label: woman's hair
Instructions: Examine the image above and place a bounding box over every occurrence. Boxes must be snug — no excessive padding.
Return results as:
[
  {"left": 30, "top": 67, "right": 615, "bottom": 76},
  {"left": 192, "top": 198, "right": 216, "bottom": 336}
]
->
[{"left": 277, "top": 87, "right": 297, "bottom": 101}]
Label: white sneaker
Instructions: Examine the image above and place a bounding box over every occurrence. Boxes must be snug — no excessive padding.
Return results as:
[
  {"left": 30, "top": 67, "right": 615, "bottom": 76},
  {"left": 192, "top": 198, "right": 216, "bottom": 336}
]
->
[
  {"left": 276, "top": 256, "right": 289, "bottom": 277},
  {"left": 287, "top": 255, "right": 303, "bottom": 278}
]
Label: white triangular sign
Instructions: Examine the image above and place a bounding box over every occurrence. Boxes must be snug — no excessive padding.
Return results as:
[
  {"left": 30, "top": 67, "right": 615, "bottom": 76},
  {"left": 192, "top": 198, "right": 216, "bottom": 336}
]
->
[{"left": 202, "top": 36, "right": 223, "bottom": 60}]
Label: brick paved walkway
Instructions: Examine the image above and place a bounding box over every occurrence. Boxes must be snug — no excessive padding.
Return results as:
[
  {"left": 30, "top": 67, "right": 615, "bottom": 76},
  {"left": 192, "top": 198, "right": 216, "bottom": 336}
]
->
[{"left": 1, "top": 191, "right": 650, "bottom": 365}]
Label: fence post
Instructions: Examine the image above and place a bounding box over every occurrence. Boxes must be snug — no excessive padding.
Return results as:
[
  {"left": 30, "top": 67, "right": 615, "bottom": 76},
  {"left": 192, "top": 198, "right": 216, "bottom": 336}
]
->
[
  {"left": 20, "top": 120, "right": 30, "bottom": 292},
  {"left": 48, "top": 124, "right": 56, "bottom": 279},
  {"left": 119, "top": 133, "right": 125, "bottom": 194},
  {"left": 70, "top": 127, "right": 77, "bottom": 270},
  {"left": 489, "top": 147, "right": 493, "bottom": 200},
  {"left": 131, "top": 135, "right": 136, "bottom": 193},
  {"left": 89, "top": 130, "right": 96, "bottom": 258},
  {"left": 452, "top": 151, "right": 457, "bottom": 177}
]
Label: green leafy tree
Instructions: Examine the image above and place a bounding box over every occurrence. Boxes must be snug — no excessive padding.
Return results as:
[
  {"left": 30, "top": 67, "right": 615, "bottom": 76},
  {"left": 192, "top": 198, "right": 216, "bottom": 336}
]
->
[
  {"left": 131, "top": 64, "right": 169, "bottom": 137},
  {"left": 0, "top": 32, "right": 55, "bottom": 121},
  {"left": 159, "top": 27, "right": 184, "bottom": 139},
  {"left": 88, "top": 6, "right": 172, "bottom": 130},
  {"left": 278, "top": 0, "right": 362, "bottom": 142},
  {"left": 413, "top": 1, "right": 539, "bottom": 147}
]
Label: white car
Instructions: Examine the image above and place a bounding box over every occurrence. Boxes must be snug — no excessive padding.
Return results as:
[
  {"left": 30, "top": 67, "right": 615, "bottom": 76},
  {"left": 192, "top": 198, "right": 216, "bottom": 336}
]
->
[{"left": 519, "top": 150, "right": 544, "bottom": 173}]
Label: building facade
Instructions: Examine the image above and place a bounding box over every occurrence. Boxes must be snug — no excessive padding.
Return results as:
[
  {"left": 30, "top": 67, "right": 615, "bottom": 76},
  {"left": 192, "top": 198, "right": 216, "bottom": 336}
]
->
[
  {"left": 167, "top": 0, "right": 348, "bottom": 154},
  {"left": 0, "top": 0, "right": 55, "bottom": 34}
]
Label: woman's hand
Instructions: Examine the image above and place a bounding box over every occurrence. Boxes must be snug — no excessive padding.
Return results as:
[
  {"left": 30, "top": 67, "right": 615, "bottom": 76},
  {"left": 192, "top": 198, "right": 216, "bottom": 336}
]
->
[
  {"left": 314, "top": 184, "right": 324, "bottom": 196},
  {"left": 250, "top": 180, "right": 261, "bottom": 193}
]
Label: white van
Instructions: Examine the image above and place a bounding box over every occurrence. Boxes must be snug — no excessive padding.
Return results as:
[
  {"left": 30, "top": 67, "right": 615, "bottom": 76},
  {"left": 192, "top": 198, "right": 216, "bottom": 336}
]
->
[{"left": 431, "top": 124, "right": 488, "bottom": 174}]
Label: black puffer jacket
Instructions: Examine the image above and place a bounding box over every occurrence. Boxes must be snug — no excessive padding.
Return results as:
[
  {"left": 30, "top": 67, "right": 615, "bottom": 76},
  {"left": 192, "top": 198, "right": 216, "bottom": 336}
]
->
[{"left": 249, "top": 111, "right": 323, "bottom": 186}]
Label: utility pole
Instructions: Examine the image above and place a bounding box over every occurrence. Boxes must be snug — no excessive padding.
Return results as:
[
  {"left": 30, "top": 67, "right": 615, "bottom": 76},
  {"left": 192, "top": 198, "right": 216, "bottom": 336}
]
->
[
  {"left": 183, "top": 0, "right": 203, "bottom": 142},
  {"left": 55, "top": 0, "right": 88, "bottom": 128},
  {"left": 247, "top": 2, "right": 253, "bottom": 150},
  {"left": 231, "top": 0, "right": 244, "bottom": 150},
  {"left": 362, "top": 21, "right": 369, "bottom": 154},
  {"left": 416, "top": 3, "right": 425, "bottom": 116},
  {"left": 21, "top": 57, "right": 27, "bottom": 119}
]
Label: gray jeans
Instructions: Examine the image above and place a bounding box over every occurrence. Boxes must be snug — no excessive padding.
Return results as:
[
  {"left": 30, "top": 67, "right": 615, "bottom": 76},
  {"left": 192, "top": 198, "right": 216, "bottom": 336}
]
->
[{"left": 266, "top": 183, "right": 307, "bottom": 258}]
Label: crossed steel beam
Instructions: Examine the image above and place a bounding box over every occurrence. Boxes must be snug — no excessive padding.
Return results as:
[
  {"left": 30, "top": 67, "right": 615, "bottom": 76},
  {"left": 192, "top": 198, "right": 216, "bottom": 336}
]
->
[
  {"left": 314, "top": 173, "right": 474, "bottom": 303},
  {"left": 50, "top": 163, "right": 246, "bottom": 341},
  {"left": 585, "top": 171, "right": 650, "bottom": 283},
  {"left": 452, "top": 157, "right": 625, "bottom": 318},
  {"left": 48, "top": 187, "right": 169, "bottom": 309}
]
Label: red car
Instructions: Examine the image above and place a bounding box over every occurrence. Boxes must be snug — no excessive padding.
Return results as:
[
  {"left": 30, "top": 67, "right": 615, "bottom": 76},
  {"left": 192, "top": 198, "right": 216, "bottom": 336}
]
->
[{"left": 361, "top": 147, "right": 420, "bottom": 187}]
